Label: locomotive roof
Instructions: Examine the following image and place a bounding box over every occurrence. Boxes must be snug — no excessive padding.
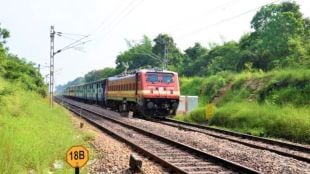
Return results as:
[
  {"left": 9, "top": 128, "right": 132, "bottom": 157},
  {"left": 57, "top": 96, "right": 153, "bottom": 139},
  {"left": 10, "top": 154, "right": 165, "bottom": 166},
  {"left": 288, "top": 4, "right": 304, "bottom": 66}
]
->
[
  {"left": 108, "top": 69, "right": 177, "bottom": 81},
  {"left": 139, "top": 69, "right": 176, "bottom": 74},
  {"left": 67, "top": 69, "right": 177, "bottom": 88}
]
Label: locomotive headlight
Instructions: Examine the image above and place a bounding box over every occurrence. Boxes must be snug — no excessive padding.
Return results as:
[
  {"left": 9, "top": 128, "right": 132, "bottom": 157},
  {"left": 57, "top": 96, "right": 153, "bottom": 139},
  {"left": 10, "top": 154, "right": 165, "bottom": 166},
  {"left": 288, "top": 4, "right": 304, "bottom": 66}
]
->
[{"left": 147, "top": 102, "right": 154, "bottom": 109}]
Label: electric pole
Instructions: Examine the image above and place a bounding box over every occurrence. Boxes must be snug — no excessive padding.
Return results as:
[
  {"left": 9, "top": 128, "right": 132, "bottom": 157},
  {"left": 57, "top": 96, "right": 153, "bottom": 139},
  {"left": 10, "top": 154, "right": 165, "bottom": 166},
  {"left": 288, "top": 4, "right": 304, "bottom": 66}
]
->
[
  {"left": 163, "top": 41, "right": 168, "bottom": 70},
  {"left": 50, "top": 26, "right": 55, "bottom": 108},
  {"left": 48, "top": 26, "right": 89, "bottom": 108}
]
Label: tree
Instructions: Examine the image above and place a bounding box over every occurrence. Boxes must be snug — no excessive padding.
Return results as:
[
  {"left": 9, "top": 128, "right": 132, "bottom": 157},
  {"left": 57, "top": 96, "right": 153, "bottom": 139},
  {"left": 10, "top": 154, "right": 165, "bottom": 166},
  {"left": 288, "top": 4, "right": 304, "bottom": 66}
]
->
[
  {"left": 181, "top": 43, "right": 208, "bottom": 76},
  {"left": 115, "top": 35, "right": 158, "bottom": 72},
  {"left": 0, "top": 25, "right": 9, "bottom": 46},
  {"left": 152, "top": 33, "right": 184, "bottom": 71},
  {"left": 249, "top": 2, "right": 307, "bottom": 69},
  {"left": 203, "top": 41, "right": 240, "bottom": 75},
  {"left": 0, "top": 25, "right": 10, "bottom": 73}
]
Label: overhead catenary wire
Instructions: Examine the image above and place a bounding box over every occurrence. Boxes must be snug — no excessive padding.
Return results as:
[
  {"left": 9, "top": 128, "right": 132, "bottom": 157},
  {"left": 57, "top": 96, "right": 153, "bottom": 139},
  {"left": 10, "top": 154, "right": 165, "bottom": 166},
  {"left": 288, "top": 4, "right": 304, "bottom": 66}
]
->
[
  {"left": 57, "top": 34, "right": 83, "bottom": 42},
  {"left": 104, "top": 0, "right": 144, "bottom": 35},
  {"left": 90, "top": 0, "right": 133, "bottom": 35},
  {"left": 55, "top": 0, "right": 142, "bottom": 54},
  {"left": 168, "top": 0, "right": 242, "bottom": 33},
  {"left": 56, "top": 32, "right": 88, "bottom": 37},
  {"left": 57, "top": 40, "right": 91, "bottom": 53},
  {"left": 177, "top": 0, "right": 281, "bottom": 39}
]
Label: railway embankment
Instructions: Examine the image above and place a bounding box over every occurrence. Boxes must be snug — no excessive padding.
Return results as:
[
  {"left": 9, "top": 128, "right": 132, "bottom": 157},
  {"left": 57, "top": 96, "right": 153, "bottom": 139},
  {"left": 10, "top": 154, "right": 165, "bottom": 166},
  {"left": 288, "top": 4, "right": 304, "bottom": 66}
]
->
[
  {"left": 177, "top": 68, "right": 310, "bottom": 144},
  {"left": 0, "top": 77, "right": 89, "bottom": 173}
]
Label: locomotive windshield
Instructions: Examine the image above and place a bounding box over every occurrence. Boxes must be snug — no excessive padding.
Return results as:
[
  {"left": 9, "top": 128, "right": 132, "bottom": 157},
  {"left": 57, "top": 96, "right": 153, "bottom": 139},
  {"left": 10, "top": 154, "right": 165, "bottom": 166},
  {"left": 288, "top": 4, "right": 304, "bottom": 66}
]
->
[
  {"left": 146, "top": 73, "right": 159, "bottom": 83},
  {"left": 146, "top": 73, "right": 174, "bottom": 84},
  {"left": 162, "top": 74, "right": 173, "bottom": 83}
]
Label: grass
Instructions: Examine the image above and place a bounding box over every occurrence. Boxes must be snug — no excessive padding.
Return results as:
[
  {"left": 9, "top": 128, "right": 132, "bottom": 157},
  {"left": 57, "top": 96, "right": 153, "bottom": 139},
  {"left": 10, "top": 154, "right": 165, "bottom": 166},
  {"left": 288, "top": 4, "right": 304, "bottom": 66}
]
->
[
  {"left": 180, "top": 72, "right": 233, "bottom": 106},
  {"left": 209, "top": 102, "right": 310, "bottom": 143},
  {"left": 176, "top": 68, "right": 310, "bottom": 144},
  {"left": 0, "top": 78, "right": 89, "bottom": 173}
]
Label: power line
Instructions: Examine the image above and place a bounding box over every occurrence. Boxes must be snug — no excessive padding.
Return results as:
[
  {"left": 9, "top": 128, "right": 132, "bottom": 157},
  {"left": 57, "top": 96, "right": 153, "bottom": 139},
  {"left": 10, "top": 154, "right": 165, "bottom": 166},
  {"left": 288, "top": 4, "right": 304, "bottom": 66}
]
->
[
  {"left": 178, "top": 0, "right": 281, "bottom": 39},
  {"left": 168, "top": 0, "right": 241, "bottom": 33},
  {"left": 57, "top": 34, "right": 83, "bottom": 42},
  {"left": 60, "top": 40, "right": 91, "bottom": 52},
  {"left": 90, "top": 0, "right": 129, "bottom": 35},
  {"left": 100, "top": 0, "right": 144, "bottom": 39},
  {"left": 56, "top": 32, "right": 88, "bottom": 37},
  {"left": 56, "top": 0, "right": 142, "bottom": 51},
  {"left": 108, "top": 0, "right": 144, "bottom": 33},
  {"left": 56, "top": 34, "right": 90, "bottom": 53}
]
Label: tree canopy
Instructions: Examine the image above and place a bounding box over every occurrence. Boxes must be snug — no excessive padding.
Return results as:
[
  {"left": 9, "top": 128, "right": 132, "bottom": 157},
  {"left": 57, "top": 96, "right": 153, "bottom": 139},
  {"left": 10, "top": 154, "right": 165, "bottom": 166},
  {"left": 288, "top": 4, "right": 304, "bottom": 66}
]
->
[{"left": 0, "top": 25, "right": 46, "bottom": 96}]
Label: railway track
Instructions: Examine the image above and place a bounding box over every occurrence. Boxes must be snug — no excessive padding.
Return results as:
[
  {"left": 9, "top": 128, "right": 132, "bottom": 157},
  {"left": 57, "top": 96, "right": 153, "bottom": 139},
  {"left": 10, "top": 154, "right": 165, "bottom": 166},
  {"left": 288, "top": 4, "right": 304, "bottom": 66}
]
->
[
  {"left": 152, "top": 118, "right": 310, "bottom": 163},
  {"left": 55, "top": 97, "right": 259, "bottom": 174}
]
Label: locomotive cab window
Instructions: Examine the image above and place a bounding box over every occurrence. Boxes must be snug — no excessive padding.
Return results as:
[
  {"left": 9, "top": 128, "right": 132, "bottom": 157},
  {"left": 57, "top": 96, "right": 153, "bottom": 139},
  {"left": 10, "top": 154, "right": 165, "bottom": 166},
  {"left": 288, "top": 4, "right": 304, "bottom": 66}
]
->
[
  {"left": 162, "top": 74, "right": 174, "bottom": 84},
  {"left": 146, "top": 73, "right": 159, "bottom": 83}
]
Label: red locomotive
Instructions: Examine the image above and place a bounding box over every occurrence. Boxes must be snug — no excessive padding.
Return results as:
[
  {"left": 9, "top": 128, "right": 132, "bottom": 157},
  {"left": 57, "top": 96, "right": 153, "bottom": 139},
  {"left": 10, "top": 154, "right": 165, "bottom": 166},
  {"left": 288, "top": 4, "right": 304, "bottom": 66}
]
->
[{"left": 64, "top": 69, "right": 180, "bottom": 117}]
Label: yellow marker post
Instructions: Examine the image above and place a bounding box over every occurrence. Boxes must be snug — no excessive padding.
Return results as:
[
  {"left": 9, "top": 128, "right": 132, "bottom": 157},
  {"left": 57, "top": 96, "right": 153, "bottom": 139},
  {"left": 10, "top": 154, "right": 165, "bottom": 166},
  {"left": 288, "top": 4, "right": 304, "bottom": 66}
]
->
[
  {"left": 66, "top": 145, "right": 89, "bottom": 174},
  {"left": 206, "top": 103, "right": 214, "bottom": 120}
]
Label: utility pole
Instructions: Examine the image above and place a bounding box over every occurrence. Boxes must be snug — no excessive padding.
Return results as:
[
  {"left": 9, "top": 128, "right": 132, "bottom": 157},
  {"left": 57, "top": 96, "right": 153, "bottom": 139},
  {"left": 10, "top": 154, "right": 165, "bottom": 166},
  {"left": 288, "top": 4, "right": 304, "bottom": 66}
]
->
[
  {"left": 50, "top": 26, "right": 55, "bottom": 108},
  {"left": 163, "top": 41, "right": 168, "bottom": 70},
  {"left": 48, "top": 26, "right": 89, "bottom": 108}
]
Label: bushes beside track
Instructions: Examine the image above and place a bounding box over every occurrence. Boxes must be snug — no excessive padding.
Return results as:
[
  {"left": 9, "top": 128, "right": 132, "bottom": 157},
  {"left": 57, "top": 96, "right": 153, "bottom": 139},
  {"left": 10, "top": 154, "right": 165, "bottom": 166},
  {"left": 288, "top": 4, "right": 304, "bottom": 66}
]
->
[
  {"left": 0, "top": 78, "right": 88, "bottom": 173},
  {"left": 210, "top": 102, "right": 310, "bottom": 143},
  {"left": 176, "top": 68, "right": 310, "bottom": 144}
]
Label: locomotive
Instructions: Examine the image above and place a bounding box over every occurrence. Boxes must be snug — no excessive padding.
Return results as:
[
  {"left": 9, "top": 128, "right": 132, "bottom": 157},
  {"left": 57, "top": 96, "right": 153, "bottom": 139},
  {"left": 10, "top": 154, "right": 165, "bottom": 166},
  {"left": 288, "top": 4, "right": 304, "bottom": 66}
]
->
[{"left": 64, "top": 69, "right": 180, "bottom": 118}]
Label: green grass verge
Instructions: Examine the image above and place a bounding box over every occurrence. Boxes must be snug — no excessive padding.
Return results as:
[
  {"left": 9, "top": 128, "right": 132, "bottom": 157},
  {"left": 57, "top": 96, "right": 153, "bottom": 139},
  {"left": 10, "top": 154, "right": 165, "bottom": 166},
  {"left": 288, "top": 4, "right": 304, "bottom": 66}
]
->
[
  {"left": 0, "top": 78, "right": 88, "bottom": 173},
  {"left": 177, "top": 68, "right": 310, "bottom": 144},
  {"left": 209, "top": 102, "right": 310, "bottom": 144}
]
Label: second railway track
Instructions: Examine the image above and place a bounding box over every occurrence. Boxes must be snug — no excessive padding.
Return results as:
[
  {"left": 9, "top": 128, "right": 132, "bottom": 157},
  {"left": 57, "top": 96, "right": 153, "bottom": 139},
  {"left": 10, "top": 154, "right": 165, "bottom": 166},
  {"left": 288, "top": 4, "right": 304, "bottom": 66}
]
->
[
  {"left": 153, "top": 118, "right": 310, "bottom": 163},
  {"left": 55, "top": 97, "right": 259, "bottom": 174}
]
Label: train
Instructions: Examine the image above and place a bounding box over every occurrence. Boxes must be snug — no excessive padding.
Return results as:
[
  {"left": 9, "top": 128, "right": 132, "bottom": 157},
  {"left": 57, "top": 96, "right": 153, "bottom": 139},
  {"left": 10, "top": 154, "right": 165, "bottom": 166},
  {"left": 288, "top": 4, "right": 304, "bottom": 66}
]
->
[{"left": 63, "top": 69, "right": 180, "bottom": 118}]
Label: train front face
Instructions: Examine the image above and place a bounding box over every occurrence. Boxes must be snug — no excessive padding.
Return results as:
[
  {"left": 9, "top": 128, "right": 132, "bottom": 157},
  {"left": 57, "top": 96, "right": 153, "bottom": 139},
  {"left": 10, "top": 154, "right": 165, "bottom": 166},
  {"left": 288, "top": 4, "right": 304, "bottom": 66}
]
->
[{"left": 139, "top": 71, "right": 180, "bottom": 117}]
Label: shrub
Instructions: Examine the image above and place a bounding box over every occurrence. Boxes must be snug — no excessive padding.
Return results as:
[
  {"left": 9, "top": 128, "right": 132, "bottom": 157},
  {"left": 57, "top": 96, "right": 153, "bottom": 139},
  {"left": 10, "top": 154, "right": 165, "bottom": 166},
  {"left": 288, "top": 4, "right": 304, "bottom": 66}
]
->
[{"left": 209, "top": 102, "right": 310, "bottom": 143}]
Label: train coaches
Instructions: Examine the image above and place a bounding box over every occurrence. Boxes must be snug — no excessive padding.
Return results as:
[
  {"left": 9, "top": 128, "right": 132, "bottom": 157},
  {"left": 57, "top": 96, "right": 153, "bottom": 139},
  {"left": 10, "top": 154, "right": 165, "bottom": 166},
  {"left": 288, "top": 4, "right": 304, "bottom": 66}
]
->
[
  {"left": 64, "top": 69, "right": 180, "bottom": 118},
  {"left": 64, "top": 79, "right": 106, "bottom": 106},
  {"left": 106, "top": 69, "right": 180, "bottom": 117}
]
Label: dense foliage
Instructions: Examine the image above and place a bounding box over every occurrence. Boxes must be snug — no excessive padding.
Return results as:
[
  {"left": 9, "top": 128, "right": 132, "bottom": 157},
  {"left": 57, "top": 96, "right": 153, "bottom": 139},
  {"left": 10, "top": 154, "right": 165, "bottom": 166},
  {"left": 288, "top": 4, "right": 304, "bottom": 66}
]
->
[
  {"left": 58, "top": 1, "right": 309, "bottom": 93},
  {"left": 176, "top": 68, "right": 310, "bottom": 143},
  {"left": 0, "top": 25, "right": 88, "bottom": 173},
  {"left": 0, "top": 25, "right": 46, "bottom": 96}
]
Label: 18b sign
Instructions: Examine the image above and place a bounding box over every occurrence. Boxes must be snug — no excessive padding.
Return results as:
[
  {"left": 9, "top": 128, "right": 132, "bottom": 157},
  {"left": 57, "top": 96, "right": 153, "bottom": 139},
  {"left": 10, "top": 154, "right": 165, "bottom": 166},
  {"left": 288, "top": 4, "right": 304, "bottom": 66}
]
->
[{"left": 66, "top": 145, "right": 89, "bottom": 168}]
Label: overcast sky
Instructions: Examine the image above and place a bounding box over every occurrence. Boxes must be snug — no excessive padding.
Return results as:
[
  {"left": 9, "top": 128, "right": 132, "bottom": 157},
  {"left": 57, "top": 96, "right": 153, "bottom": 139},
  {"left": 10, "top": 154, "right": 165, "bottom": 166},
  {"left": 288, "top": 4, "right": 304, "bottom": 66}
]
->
[{"left": 0, "top": 0, "right": 309, "bottom": 86}]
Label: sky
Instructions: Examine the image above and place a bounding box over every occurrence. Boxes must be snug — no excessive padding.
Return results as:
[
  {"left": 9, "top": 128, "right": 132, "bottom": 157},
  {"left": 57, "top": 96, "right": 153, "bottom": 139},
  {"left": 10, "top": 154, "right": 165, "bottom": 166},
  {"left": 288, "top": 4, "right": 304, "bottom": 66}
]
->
[{"left": 0, "top": 0, "right": 309, "bottom": 86}]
